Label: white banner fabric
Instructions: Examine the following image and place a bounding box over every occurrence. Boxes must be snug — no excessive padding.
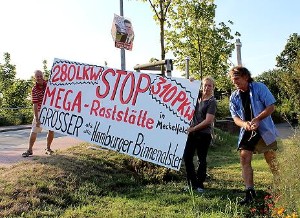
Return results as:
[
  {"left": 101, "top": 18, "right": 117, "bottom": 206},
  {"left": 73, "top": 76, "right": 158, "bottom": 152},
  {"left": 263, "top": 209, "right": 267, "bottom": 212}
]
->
[{"left": 40, "top": 58, "right": 201, "bottom": 170}]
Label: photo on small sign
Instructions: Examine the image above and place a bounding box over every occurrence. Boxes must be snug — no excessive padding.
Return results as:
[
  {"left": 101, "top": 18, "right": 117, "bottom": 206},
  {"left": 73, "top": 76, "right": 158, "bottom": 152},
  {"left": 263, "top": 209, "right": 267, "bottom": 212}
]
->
[{"left": 111, "top": 13, "right": 135, "bottom": 51}]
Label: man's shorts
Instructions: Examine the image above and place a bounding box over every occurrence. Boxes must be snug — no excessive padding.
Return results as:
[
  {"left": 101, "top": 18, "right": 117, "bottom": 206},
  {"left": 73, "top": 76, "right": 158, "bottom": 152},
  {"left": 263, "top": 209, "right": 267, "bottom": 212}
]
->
[
  {"left": 31, "top": 117, "right": 42, "bottom": 133},
  {"left": 239, "top": 131, "right": 278, "bottom": 154},
  {"left": 253, "top": 138, "right": 278, "bottom": 154}
]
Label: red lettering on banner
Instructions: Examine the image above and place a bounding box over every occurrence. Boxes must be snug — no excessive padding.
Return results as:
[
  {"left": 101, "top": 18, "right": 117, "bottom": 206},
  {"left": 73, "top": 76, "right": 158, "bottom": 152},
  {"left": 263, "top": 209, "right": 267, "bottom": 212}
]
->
[
  {"left": 96, "top": 68, "right": 114, "bottom": 98},
  {"left": 171, "top": 91, "right": 186, "bottom": 106},
  {"left": 62, "top": 89, "right": 82, "bottom": 112},
  {"left": 51, "top": 63, "right": 103, "bottom": 83},
  {"left": 96, "top": 69, "right": 151, "bottom": 106},
  {"left": 43, "top": 86, "right": 82, "bottom": 112},
  {"left": 119, "top": 72, "right": 135, "bottom": 104},
  {"left": 151, "top": 77, "right": 166, "bottom": 95},
  {"left": 111, "top": 70, "right": 127, "bottom": 101},
  {"left": 150, "top": 77, "right": 194, "bottom": 121},
  {"left": 90, "top": 100, "right": 154, "bottom": 129},
  {"left": 43, "top": 86, "right": 56, "bottom": 106},
  {"left": 132, "top": 73, "right": 151, "bottom": 105},
  {"left": 177, "top": 98, "right": 193, "bottom": 118}
]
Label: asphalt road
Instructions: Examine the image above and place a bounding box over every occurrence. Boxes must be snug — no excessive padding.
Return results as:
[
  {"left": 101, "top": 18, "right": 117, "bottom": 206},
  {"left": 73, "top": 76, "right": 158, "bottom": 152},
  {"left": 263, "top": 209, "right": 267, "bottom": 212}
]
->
[
  {"left": 0, "top": 127, "right": 83, "bottom": 167},
  {"left": 0, "top": 129, "right": 64, "bottom": 151}
]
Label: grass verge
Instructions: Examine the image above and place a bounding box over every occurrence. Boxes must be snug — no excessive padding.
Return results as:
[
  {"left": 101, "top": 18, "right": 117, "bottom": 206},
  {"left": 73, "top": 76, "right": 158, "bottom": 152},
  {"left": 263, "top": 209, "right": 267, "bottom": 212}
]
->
[{"left": 0, "top": 128, "right": 299, "bottom": 217}]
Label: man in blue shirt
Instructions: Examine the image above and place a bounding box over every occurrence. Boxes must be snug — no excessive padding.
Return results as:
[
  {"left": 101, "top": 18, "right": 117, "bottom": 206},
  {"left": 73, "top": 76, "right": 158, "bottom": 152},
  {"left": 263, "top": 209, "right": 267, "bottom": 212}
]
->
[{"left": 229, "top": 66, "right": 278, "bottom": 205}]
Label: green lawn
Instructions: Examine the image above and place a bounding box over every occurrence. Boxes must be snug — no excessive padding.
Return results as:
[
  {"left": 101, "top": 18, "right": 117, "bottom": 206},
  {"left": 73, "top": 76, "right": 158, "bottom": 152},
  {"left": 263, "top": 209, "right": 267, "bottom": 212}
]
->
[{"left": 0, "top": 128, "right": 299, "bottom": 217}]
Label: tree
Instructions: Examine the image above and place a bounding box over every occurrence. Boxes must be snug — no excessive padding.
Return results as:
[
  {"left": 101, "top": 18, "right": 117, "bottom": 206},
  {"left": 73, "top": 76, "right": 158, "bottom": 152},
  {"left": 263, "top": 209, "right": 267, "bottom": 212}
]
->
[
  {"left": 165, "top": 0, "right": 238, "bottom": 92},
  {"left": 42, "top": 59, "right": 51, "bottom": 80},
  {"left": 274, "top": 33, "right": 300, "bottom": 121},
  {"left": 139, "top": 0, "right": 172, "bottom": 75},
  {"left": 0, "top": 52, "right": 17, "bottom": 107},
  {"left": 0, "top": 52, "right": 32, "bottom": 125},
  {"left": 276, "top": 33, "right": 300, "bottom": 71},
  {"left": 256, "top": 53, "right": 300, "bottom": 123},
  {"left": 4, "top": 79, "right": 31, "bottom": 108},
  {"left": 255, "top": 69, "right": 282, "bottom": 100},
  {"left": 0, "top": 52, "right": 31, "bottom": 108},
  {"left": 279, "top": 51, "right": 300, "bottom": 117},
  {"left": 0, "top": 53, "right": 16, "bottom": 92}
]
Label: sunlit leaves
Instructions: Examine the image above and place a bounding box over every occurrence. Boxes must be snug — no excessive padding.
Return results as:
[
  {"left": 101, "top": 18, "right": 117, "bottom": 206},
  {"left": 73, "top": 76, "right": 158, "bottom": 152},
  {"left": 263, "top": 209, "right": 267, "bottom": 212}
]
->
[
  {"left": 276, "top": 33, "right": 300, "bottom": 71},
  {"left": 0, "top": 52, "right": 31, "bottom": 108},
  {"left": 165, "top": 0, "right": 236, "bottom": 93}
]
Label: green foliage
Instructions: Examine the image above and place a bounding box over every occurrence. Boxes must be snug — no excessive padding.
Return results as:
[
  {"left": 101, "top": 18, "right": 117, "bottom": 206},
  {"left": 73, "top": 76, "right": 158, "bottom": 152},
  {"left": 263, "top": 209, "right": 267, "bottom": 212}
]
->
[
  {"left": 0, "top": 53, "right": 17, "bottom": 108},
  {"left": 0, "top": 52, "right": 16, "bottom": 90},
  {"left": 3, "top": 79, "right": 31, "bottom": 108},
  {"left": 0, "top": 108, "right": 32, "bottom": 126},
  {"left": 255, "top": 69, "right": 286, "bottom": 123},
  {"left": 257, "top": 37, "right": 300, "bottom": 122},
  {"left": 271, "top": 109, "right": 284, "bottom": 124},
  {"left": 215, "top": 96, "right": 231, "bottom": 120},
  {"left": 165, "top": 0, "right": 237, "bottom": 91},
  {"left": 0, "top": 53, "right": 32, "bottom": 109},
  {"left": 274, "top": 35, "right": 300, "bottom": 121},
  {"left": 140, "top": 0, "right": 238, "bottom": 81},
  {"left": 276, "top": 33, "right": 300, "bottom": 71},
  {"left": 140, "top": 0, "right": 172, "bottom": 75},
  {"left": 278, "top": 52, "right": 300, "bottom": 117},
  {"left": 42, "top": 59, "right": 51, "bottom": 80},
  {"left": 0, "top": 52, "right": 33, "bottom": 125},
  {"left": 255, "top": 69, "right": 282, "bottom": 100}
]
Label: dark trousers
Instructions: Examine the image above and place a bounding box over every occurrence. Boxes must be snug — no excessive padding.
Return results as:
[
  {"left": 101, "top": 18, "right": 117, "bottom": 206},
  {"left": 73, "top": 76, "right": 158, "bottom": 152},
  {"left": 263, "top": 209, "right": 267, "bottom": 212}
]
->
[{"left": 183, "top": 132, "right": 212, "bottom": 188}]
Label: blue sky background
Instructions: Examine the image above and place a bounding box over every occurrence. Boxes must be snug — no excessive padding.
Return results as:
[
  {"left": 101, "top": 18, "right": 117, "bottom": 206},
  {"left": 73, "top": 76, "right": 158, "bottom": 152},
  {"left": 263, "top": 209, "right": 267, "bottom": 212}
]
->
[
  {"left": 215, "top": 0, "right": 300, "bottom": 75},
  {"left": 0, "top": 0, "right": 299, "bottom": 79}
]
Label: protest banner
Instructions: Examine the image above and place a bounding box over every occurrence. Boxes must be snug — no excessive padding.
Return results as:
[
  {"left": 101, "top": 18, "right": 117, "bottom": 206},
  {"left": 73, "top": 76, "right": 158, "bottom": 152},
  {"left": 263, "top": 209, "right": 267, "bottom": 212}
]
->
[{"left": 40, "top": 58, "right": 200, "bottom": 170}]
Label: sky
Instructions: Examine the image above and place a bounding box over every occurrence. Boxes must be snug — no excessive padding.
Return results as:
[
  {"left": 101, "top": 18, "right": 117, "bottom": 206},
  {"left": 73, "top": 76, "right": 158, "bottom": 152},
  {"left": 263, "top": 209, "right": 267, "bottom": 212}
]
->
[{"left": 0, "top": 0, "right": 299, "bottom": 80}]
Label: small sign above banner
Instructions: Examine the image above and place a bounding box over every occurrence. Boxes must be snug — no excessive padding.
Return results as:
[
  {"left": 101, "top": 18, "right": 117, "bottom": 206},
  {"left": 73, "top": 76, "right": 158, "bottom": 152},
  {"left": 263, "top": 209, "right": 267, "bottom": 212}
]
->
[{"left": 111, "top": 14, "right": 134, "bottom": 51}]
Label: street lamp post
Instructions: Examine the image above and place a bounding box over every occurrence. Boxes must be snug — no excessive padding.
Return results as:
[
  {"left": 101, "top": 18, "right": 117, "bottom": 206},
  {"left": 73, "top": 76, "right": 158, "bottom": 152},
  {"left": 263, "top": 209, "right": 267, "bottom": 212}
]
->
[{"left": 236, "top": 38, "right": 242, "bottom": 66}]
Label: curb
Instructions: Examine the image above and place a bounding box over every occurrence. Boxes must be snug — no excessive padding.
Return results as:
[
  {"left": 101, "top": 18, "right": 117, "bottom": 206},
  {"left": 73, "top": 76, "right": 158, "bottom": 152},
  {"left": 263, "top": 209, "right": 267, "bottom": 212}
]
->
[{"left": 0, "top": 126, "right": 31, "bottom": 133}]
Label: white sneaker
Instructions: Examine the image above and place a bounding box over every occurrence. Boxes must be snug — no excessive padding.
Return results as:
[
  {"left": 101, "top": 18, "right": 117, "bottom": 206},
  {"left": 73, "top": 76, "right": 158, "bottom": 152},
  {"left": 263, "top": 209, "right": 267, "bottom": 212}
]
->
[
  {"left": 45, "top": 148, "right": 54, "bottom": 155},
  {"left": 195, "top": 187, "right": 204, "bottom": 193}
]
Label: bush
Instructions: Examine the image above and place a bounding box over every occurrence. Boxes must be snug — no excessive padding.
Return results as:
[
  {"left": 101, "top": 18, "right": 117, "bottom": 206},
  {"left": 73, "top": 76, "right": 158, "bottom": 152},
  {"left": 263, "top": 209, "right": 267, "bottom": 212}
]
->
[
  {"left": 276, "top": 98, "right": 299, "bottom": 124},
  {"left": 215, "top": 96, "right": 287, "bottom": 124},
  {"left": 215, "top": 96, "right": 231, "bottom": 120},
  {"left": 272, "top": 109, "right": 285, "bottom": 124},
  {"left": 0, "top": 108, "right": 32, "bottom": 126}
]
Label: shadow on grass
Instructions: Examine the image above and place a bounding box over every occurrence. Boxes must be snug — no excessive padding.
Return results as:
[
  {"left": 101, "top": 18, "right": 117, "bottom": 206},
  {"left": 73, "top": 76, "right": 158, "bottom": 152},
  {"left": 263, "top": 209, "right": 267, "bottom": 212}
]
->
[{"left": 35, "top": 148, "right": 141, "bottom": 194}]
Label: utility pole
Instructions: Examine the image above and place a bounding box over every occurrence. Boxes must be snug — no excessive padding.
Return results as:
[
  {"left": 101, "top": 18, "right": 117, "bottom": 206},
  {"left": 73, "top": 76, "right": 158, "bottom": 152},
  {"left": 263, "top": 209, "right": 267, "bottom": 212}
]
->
[
  {"left": 120, "top": 0, "right": 126, "bottom": 70},
  {"left": 236, "top": 38, "right": 242, "bottom": 66}
]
